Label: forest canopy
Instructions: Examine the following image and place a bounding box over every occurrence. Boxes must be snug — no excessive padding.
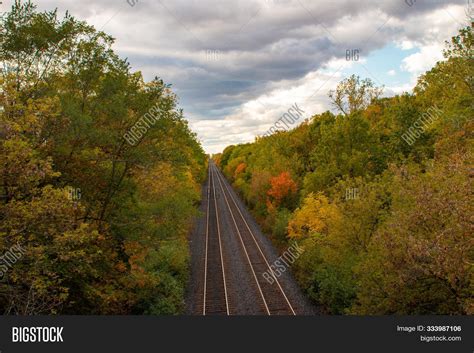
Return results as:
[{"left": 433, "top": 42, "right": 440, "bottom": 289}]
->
[{"left": 0, "top": 1, "right": 206, "bottom": 314}]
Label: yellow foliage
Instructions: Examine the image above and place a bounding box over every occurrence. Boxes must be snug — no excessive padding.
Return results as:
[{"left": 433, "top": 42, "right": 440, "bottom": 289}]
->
[{"left": 287, "top": 193, "right": 341, "bottom": 239}]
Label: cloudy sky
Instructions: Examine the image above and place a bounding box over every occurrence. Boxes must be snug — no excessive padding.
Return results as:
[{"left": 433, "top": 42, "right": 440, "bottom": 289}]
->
[{"left": 2, "top": 0, "right": 470, "bottom": 152}]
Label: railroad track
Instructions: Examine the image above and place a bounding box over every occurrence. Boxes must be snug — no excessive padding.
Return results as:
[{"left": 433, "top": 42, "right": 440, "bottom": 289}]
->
[
  {"left": 202, "top": 163, "right": 230, "bottom": 315},
  {"left": 201, "top": 161, "right": 296, "bottom": 315}
]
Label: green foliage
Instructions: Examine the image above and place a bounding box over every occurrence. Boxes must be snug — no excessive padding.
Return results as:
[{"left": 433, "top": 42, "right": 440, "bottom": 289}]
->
[
  {"left": 271, "top": 208, "right": 292, "bottom": 247},
  {"left": 329, "top": 74, "right": 383, "bottom": 116},
  {"left": 354, "top": 152, "right": 472, "bottom": 314},
  {"left": 0, "top": 1, "right": 205, "bottom": 314}
]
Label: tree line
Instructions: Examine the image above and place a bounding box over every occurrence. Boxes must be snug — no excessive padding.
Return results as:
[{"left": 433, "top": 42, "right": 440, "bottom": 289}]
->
[
  {"left": 215, "top": 23, "right": 473, "bottom": 314},
  {"left": 0, "top": 1, "right": 206, "bottom": 314}
]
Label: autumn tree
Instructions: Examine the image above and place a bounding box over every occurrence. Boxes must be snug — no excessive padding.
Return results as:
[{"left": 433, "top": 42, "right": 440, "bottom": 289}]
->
[
  {"left": 266, "top": 171, "right": 297, "bottom": 209},
  {"left": 329, "top": 75, "right": 383, "bottom": 116},
  {"left": 0, "top": 0, "right": 205, "bottom": 314}
]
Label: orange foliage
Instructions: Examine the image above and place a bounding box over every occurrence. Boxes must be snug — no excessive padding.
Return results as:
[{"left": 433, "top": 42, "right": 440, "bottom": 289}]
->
[
  {"left": 267, "top": 171, "right": 297, "bottom": 207},
  {"left": 234, "top": 162, "right": 247, "bottom": 179}
]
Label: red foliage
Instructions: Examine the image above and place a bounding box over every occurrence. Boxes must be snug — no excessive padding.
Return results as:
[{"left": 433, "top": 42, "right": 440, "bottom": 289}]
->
[{"left": 266, "top": 171, "right": 297, "bottom": 207}]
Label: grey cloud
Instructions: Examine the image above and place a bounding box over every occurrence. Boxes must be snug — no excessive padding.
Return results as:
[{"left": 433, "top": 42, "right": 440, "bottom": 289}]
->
[{"left": 4, "top": 0, "right": 466, "bottom": 152}]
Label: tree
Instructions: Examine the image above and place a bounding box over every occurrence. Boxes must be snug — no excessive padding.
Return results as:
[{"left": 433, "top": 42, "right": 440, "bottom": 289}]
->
[
  {"left": 355, "top": 152, "right": 472, "bottom": 314},
  {"left": 287, "top": 193, "right": 340, "bottom": 239},
  {"left": 267, "top": 171, "right": 297, "bottom": 209},
  {"left": 329, "top": 75, "right": 383, "bottom": 116}
]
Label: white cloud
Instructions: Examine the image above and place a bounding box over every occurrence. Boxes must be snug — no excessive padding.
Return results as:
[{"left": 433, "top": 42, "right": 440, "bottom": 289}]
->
[
  {"left": 400, "top": 43, "right": 445, "bottom": 82},
  {"left": 191, "top": 61, "right": 348, "bottom": 153},
  {"left": 396, "top": 40, "right": 416, "bottom": 50}
]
